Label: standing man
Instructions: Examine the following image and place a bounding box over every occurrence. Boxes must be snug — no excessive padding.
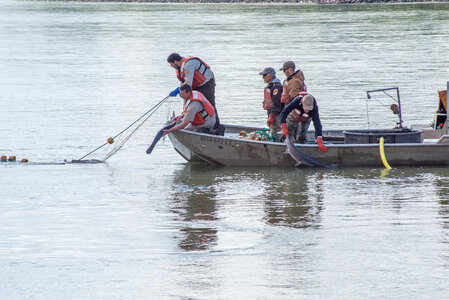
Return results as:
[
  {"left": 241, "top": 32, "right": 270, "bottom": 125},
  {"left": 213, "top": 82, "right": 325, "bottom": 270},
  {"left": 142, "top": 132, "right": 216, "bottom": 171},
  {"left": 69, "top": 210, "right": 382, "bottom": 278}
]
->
[
  {"left": 259, "top": 67, "right": 283, "bottom": 139},
  {"left": 163, "top": 84, "right": 216, "bottom": 135},
  {"left": 279, "top": 61, "right": 307, "bottom": 141},
  {"left": 279, "top": 93, "right": 327, "bottom": 152},
  {"left": 167, "top": 53, "right": 219, "bottom": 128},
  {"left": 279, "top": 61, "right": 306, "bottom": 104}
]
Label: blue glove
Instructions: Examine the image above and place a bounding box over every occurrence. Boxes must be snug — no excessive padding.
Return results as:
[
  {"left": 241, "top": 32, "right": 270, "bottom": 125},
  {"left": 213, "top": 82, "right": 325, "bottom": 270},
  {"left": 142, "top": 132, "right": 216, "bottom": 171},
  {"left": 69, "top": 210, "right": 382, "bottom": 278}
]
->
[{"left": 169, "top": 87, "right": 180, "bottom": 97}]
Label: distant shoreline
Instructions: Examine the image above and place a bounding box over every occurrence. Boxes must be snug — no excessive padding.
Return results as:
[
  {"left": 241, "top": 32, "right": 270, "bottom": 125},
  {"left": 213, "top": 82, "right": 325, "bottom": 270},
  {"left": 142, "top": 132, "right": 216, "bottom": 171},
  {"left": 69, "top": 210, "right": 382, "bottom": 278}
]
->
[{"left": 40, "top": 0, "right": 449, "bottom": 3}]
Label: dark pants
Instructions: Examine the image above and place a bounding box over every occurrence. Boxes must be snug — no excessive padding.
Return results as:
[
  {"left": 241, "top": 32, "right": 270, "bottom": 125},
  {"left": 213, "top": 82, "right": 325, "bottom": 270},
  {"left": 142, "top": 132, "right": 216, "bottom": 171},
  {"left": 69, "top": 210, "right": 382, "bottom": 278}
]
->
[{"left": 196, "top": 79, "right": 220, "bottom": 128}]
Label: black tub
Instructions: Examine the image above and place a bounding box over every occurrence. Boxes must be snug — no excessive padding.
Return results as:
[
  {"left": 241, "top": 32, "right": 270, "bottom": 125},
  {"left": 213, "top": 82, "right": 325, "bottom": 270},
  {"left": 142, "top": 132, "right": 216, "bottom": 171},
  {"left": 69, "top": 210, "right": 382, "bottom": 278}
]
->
[{"left": 343, "top": 129, "right": 422, "bottom": 144}]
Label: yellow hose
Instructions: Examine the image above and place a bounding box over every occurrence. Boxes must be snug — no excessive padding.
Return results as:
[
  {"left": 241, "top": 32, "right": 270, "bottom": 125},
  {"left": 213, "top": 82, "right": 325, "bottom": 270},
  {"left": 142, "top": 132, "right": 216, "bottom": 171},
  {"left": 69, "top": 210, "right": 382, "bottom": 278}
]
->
[{"left": 379, "top": 137, "right": 392, "bottom": 169}]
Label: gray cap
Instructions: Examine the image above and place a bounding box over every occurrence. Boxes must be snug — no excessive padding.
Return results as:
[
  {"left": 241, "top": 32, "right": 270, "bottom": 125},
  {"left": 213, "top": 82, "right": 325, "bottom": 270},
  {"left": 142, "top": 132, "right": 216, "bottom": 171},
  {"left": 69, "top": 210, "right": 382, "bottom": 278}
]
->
[
  {"left": 279, "top": 61, "right": 295, "bottom": 71},
  {"left": 302, "top": 95, "right": 314, "bottom": 111},
  {"left": 259, "top": 67, "right": 276, "bottom": 76}
]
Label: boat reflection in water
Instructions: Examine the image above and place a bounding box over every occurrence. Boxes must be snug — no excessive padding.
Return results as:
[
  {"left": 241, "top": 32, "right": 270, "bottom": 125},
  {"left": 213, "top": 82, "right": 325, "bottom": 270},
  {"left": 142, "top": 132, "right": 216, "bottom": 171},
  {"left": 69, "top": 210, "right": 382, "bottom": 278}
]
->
[
  {"left": 261, "top": 170, "right": 325, "bottom": 229},
  {"left": 168, "top": 165, "right": 449, "bottom": 251},
  {"left": 435, "top": 175, "right": 449, "bottom": 233},
  {"left": 169, "top": 165, "right": 219, "bottom": 251},
  {"left": 168, "top": 164, "right": 328, "bottom": 251}
]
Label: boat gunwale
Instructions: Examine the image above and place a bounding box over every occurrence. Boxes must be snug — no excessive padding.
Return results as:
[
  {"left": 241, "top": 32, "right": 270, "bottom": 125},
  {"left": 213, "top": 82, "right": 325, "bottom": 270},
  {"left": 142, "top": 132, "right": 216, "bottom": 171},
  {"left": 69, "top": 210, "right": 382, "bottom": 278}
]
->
[{"left": 172, "top": 124, "right": 444, "bottom": 148}]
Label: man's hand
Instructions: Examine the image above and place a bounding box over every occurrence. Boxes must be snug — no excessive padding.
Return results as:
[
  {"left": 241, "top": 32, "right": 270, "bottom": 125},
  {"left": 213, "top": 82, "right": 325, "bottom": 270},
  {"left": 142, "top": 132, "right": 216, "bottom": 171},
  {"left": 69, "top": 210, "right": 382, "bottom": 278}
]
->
[
  {"left": 169, "top": 87, "right": 180, "bottom": 97},
  {"left": 281, "top": 123, "right": 289, "bottom": 138},
  {"left": 316, "top": 136, "right": 328, "bottom": 152},
  {"left": 267, "top": 114, "right": 276, "bottom": 126}
]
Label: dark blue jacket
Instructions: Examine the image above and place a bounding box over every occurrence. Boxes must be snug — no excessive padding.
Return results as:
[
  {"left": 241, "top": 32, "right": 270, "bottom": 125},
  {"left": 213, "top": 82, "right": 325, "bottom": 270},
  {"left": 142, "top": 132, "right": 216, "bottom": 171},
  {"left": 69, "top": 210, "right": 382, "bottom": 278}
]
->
[{"left": 266, "top": 78, "right": 284, "bottom": 116}]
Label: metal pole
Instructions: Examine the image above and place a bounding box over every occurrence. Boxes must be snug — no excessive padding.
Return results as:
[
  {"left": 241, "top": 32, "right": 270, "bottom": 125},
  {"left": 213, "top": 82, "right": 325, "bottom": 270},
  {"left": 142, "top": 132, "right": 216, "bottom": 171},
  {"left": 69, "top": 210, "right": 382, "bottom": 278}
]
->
[
  {"left": 396, "top": 87, "right": 403, "bottom": 128},
  {"left": 446, "top": 81, "right": 449, "bottom": 134}
]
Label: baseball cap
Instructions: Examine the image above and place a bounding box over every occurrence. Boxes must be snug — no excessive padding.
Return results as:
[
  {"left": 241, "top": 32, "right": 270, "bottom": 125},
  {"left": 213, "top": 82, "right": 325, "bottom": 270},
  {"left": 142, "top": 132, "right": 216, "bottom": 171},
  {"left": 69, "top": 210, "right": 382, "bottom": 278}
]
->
[
  {"left": 279, "top": 61, "right": 295, "bottom": 71},
  {"left": 259, "top": 67, "right": 275, "bottom": 76},
  {"left": 301, "top": 95, "right": 314, "bottom": 111}
]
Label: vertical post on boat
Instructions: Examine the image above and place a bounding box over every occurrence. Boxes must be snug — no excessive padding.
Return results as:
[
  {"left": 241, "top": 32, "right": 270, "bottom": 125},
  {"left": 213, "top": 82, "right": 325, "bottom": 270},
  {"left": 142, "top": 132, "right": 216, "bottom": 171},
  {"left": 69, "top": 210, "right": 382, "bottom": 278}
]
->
[
  {"left": 396, "top": 87, "right": 403, "bottom": 128},
  {"left": 446, "top": 81, "right": 449, "bottom": 135}
]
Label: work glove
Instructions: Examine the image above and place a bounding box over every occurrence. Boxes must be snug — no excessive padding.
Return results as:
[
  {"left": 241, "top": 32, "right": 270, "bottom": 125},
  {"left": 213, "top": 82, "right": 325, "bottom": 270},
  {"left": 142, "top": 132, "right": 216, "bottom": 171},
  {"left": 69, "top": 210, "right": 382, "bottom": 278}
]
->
[
  {"left": 267, "top": 114, "right": 276, "bottom": 126},
  {"left": 281, "top": 123, "right": 289, "bottom": 138},
  {"left": 169, "top": 87, "right": 180, "bottom": 97},
  {"left": 316, "top": 136, "right": 328, "bottom": 152}
]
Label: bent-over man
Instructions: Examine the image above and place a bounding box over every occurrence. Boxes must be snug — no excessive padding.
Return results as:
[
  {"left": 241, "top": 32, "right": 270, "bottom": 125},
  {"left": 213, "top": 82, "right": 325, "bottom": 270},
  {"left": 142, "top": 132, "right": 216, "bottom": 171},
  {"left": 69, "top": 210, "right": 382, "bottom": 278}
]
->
[
  {"left": 163, "top": 84, "right": 216, "bottom": 135},
  {"left": 280, "top": 93, "right": 327, "bottom": 152}
]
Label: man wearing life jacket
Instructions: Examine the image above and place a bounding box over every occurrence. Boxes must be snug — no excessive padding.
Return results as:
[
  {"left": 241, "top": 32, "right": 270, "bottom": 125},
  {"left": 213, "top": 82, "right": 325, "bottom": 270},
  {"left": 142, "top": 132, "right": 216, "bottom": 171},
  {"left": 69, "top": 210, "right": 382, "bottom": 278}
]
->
[
  {"left": 167, "top": 53, "right": 219, "bottom": 128},
  {"left": 279, "top": 61, "right": 308, "bottom": 141},
  {"left": 279, "top": 61, "right": 306, "bottom": 104},
  {"left": 279, "top": 93, "right": 327, "bottom": 152},
  {"left": 259, "top": 67, "right": 284, "bottom": 139},
  {"left": 163, "top": 84, "right": 216, "bottom": 135}
]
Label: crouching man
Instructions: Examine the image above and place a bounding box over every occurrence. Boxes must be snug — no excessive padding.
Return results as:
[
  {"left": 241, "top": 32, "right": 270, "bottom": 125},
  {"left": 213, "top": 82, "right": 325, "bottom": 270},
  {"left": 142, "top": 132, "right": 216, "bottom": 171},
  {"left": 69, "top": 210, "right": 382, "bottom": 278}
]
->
[
  {"left": 279, "top": 93, "right": 327, "bottom": 152},
  {"left": 163, "top": 83, "right": 216, "bottom": 136}
]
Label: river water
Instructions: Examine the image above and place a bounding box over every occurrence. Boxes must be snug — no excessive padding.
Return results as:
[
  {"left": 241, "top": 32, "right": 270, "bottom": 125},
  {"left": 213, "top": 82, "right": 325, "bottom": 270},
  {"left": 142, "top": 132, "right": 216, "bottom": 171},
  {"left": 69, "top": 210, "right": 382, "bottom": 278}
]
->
[{"left": 1, "top": 1, "right": 449, "bottom": 299}]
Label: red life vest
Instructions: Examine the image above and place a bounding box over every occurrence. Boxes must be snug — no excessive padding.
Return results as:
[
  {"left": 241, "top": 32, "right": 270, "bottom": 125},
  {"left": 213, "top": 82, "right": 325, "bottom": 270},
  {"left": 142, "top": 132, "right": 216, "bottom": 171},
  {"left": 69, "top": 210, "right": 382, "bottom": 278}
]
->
[
  {"left": 281, "top": 80, "right": 289, "bottom": 104},
  {"left": 176, "top": 57, "right": 211, "bottom": 89},
  {"left": 291, "top": 92, "right": 312, "bottom": 122},
  {"left": 184, "top": 91, "right": 215, "bottom": 126},
  {"left": 263, "top": 87, "right": 272, "bottom": 110}
]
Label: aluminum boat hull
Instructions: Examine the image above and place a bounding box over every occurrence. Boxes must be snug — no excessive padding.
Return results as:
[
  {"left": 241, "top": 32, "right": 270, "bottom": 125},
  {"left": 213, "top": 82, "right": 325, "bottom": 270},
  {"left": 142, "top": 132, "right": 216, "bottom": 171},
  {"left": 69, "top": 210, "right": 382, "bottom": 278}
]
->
[{"left": 167, "top": 124, "right": 449, "bottom": 167}]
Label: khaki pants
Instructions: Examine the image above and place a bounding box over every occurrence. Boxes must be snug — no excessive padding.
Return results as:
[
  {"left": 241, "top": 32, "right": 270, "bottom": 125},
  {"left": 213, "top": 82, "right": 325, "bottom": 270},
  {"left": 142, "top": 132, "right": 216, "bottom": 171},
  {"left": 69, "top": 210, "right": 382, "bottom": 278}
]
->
[{"left": 286, "top": 113, "right": 311, "bottom": 144}]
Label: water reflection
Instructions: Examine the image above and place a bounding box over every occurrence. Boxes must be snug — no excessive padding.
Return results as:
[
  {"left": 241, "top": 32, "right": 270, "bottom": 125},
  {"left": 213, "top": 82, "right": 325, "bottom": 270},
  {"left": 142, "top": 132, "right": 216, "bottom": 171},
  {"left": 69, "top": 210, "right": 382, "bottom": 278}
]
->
[
  {"left": 169, "top": 164, "right": 219, "bottom": 251},
  {"left": 261, "top": 170, "right": 325, "bottom": 229},
  {"left": 169, "top": 165, "right": 328, "bottom": 251},
  {"left": 434, "top": 171, "right": 449, "bottom": 235}
]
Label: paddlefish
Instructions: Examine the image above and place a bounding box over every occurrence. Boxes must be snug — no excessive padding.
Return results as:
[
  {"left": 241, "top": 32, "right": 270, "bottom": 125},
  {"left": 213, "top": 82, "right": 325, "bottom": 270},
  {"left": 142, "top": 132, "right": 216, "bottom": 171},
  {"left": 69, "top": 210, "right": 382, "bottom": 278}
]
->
[
  {"left": 146, "top": 122, "right": 176, "bottom": 154},
  {"left": 285, "top": 135, "right": 337, "bottom": 168}
]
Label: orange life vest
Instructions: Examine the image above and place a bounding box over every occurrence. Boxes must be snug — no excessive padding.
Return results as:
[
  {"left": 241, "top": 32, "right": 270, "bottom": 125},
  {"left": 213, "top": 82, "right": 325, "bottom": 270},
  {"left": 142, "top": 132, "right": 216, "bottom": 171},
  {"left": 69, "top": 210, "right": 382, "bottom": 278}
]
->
[
  {"left": 176, "top": 57, "right": 211, "bottom": 89},
  {"left": 184, "top": 91, "right": 215, "bottom": 126},
  {"left": 281, "top": 81, "right": 290, "bottom": 104},
  {"left": 291, "top": 92, "right": 312, "bottom": 122}
]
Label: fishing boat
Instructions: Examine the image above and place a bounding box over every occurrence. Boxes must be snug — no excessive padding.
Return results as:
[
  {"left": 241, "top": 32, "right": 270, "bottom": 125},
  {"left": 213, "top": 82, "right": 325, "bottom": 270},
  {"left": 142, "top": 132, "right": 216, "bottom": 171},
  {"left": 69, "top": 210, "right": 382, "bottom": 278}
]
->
[{"left": 166, "top": 85, "right": 449, "bottom": 168}]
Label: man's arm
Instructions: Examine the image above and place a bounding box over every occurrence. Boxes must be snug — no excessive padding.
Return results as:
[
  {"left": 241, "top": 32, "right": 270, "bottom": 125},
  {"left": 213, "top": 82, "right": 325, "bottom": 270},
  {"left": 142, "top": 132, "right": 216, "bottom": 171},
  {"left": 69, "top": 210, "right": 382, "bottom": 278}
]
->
[
  {"left": 163, "top": 102, "right": 202, "bottom": 135},
  {"left": 163, "top": 118, "right": 190, "bottom": 135},
  {"left": 310, "top": 106, "right": 323, "bottom": 138}
]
